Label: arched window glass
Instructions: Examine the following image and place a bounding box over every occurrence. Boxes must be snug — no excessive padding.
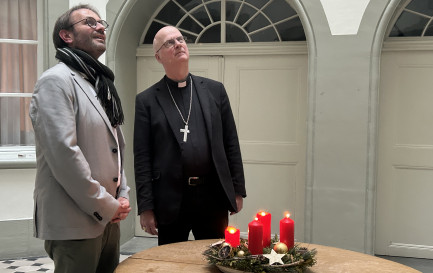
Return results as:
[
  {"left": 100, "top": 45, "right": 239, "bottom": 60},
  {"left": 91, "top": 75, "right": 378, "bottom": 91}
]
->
[
  {"left": 389, "top": 0, "right": 433, "bottom": 37},
  {"left": 143, "top": 0, "right": 305, "bottom": 44}
]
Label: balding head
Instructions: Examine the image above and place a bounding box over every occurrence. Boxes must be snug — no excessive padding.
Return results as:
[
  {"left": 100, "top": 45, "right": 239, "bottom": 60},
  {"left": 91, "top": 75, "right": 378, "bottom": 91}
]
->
[
  {"left": 153, "top": 26, "right": 182, "bottom": 54},
  {"left": 152, "top": 26, "right": 189, "bottom": 81}
]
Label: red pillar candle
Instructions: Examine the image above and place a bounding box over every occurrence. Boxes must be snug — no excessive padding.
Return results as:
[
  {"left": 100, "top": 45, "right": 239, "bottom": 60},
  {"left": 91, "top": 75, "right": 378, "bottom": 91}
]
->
[
  {"left": 256, "top": 211, "right": 271, "bottom": 247},
  {"left": 280, "top": 212, "right": 295, "bottom": 249},
  {"left": 224, "top": 226, "right": 240, "bottom": 247},
  {"left": 248, "top": 217, "right": 263, "bottom": 255}
]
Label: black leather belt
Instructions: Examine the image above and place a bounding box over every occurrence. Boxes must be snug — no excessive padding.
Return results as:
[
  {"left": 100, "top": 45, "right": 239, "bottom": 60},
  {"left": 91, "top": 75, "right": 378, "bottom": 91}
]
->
[{"left": 188, "top": 176, "right": 206, "bottom": 186}]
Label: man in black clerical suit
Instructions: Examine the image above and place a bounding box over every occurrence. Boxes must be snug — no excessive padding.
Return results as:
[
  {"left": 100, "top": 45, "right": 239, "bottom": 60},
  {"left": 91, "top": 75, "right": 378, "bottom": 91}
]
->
[{"left": 134, "top": 26, "right": 246, "bottom": 245}]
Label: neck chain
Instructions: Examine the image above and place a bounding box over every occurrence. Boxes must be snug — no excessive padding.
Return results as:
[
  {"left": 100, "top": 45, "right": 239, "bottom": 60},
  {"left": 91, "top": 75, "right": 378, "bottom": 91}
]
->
[{"left": 166, "top": 76, "right": 192, "bottom": 142}]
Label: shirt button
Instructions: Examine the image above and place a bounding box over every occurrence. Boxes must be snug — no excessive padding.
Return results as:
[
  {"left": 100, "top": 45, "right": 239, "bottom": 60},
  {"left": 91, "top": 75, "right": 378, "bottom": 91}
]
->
[
  {"left": 113, "top": 177, "right": 118, "bottom": 182},
  {"left": 112, "top": 148, "right": 118, "bottom": 153}
]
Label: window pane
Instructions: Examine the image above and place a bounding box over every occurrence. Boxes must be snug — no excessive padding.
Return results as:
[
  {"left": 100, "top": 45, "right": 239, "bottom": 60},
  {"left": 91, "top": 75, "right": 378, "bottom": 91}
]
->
[
  {"left": 236, "top": 4, "right": 256, "bottom": 26},
  {"left": 226, "top": 24, "right": 249, "bottom": 42},
  {"left": 183, "top": 33, "right": 198, "bottom": 44},
  {"left": 245, "top": 13, "right": 269, "bottom": 33},
  {"left": 406, "top": 0, "right": 433, "bottom": 17},
  {"left": 226, "top": 1, "right": 241, "bottom": 22},
  {"left": 0, "top": 44, "right": 37, "bottom": 94},
  {"left": 206, "top": 2, "right": 221, "bottom": 22},
  {"left": 276, "top": 17, "right": 306, "bottom": 41},
  {"left": 0, "top": 97, "right": 34, "bottom": 146},
  {"left": 0, "top": 0, "right": 37, "bottom": 40},
  {"left": 179, "top": 16, "right": 203, "bottom": 34},
  {"left": 250, "top": 27, "right": 278, "bottom": 42},
  {"left": 143, "top": 21, "right": 166, "bottom": 44},
  {"left": 424, "top": 21, "right": 433, "bottom": 36},
  {"left": 245, "top": 0, "right": 267, "bottom": 9},
  {"left": 389, "top": 11, "right": 429, "bottom": 37},
  {"left": 155, "top": 1, "right": 186, "bottom": 25},
  {"left": 192, "top": 6, "right": 212, "bottom": 27},
  {"left": 144, "top": 0, "right": 306, "bottom": 43},
  {"left": 264, "top": 0, "right": 297, "bottom": 23},
  {"left": 177, "top": 0, "right": 203, "bottom": 11},
  {"left": 0, "top": 0, "right": 37, "bottom": 149},
  {"left": 198, "top": 24, "right": 221, "bottom": 43}
]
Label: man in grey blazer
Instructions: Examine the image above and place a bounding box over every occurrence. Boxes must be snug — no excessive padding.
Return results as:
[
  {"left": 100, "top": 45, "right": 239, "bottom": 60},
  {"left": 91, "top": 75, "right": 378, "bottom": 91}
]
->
[
  {"left": 29, "top": 5, "right": 130, "bottom": 273},
  {"left": 134, "top": 26, "right": 246, "bottom": 245}
]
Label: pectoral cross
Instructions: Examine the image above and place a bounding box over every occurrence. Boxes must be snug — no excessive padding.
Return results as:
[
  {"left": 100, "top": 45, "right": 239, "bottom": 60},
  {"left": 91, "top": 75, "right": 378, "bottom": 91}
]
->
[{"left": 180, "top": 124, "right": 190, "bottom": 142}]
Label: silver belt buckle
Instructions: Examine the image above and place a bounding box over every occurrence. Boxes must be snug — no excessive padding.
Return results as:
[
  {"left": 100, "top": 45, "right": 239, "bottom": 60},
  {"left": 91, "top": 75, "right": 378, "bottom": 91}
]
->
[{"left": 188, "top": 177, "right": 199, "bottom": 186}]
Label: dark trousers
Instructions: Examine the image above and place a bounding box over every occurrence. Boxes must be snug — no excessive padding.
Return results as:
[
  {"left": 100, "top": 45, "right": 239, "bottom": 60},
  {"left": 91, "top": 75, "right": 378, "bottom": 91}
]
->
[
  {"left": 157, "top": 182, "right": 229, "bottom": 245},
  {"left": 44, "top": 222, "right": 120, "bottom": 273}
]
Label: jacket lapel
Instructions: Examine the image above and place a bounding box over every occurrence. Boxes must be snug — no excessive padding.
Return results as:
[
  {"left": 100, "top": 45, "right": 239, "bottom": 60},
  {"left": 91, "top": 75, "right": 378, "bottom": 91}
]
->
[
  {"left": 192, "top": 75, "right": 213, "bottom": 143},
  {"left": 70, "top": 70, "right": 116, "bottom": 138},
  {"left": 155, "top": 78, "right": 185, "bottom": 146}
]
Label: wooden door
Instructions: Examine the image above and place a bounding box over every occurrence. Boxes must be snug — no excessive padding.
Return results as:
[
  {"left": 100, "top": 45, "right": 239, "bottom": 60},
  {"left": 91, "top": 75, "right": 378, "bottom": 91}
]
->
[
  {"left": 376, "top": 49, "right": 433, "bottom": 259},
  {"left": 223, "top": 55, "right": 307, "bottom": 239}
]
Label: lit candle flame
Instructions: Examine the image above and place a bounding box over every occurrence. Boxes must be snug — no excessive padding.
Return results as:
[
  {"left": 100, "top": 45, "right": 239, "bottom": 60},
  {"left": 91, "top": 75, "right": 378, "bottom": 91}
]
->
[
  {"left": 259, "top": 211, "right": 267, "bottom": 216},
  {"left": 285, "top": 212, "right": 291, "bottom": 218},
  {"left": 228, "top": 227, "right": 237, "bottom": 234}
]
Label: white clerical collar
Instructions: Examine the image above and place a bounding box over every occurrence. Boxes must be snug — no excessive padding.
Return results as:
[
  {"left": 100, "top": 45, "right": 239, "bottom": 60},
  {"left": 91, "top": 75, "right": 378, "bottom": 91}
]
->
[
  {"left": 178, "top": 81, "right": 187, "bottom": 88},
  {"left": 166, "top": 74, "right": 189, "bottom": 88}
]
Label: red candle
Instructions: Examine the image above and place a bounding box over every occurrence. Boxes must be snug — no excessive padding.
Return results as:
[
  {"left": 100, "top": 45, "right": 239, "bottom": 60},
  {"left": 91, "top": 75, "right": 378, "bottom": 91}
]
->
[
  {"left": 256, "top": 211, "right": 271, "bottom": 247},
  {"left": 248, "top": 217, "right": 263, "bottom": 255},
  {"left": 224, "top": 226, "right": 240, "bottom": 247},
  {"left": 280, "top": 212, "right": 294, "bottom": 249}
]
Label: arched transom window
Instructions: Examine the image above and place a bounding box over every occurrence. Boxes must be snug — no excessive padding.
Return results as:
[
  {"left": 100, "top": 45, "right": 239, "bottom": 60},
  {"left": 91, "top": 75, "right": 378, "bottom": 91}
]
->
[
  {"left": 389, "top": 0, "right": 433, "bottom": 37},
  {"left": 143, "top": 0, "right": 305, "bottom": 44}
]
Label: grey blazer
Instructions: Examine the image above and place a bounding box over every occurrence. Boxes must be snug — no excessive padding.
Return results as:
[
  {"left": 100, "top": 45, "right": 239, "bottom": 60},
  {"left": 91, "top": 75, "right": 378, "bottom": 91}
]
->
[{"left": 30, "top": 62, "right": 129, "bottom": 240}]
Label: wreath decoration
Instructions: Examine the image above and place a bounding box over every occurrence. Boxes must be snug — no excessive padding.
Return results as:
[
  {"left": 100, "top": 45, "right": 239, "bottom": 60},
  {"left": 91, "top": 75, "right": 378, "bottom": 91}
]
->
[{"left": 203, "top": 235, "right": 317, "bottom": 273}]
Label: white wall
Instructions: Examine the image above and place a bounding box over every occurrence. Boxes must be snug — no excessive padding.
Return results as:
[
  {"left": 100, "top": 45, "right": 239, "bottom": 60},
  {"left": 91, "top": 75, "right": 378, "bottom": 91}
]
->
[
  {"left": 301, "top": 0, "right": 396, "bottom": 254},
  {"left": 320, "top": 0, "right": 370, "bottom": 35},
  {"left": 0, "top": 169, "right": 35, "bottom": 220}
]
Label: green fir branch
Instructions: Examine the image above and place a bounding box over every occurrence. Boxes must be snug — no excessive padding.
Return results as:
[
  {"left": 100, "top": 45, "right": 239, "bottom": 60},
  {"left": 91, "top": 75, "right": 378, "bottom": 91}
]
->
[{"left": 203, "top": 236, "right": 317, "bottom": 273}]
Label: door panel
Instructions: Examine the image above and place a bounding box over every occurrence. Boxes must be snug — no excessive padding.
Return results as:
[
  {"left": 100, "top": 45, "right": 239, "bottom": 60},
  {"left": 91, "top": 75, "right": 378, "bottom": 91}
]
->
[
  {"left": 376, "top": 51, "right": 433, "bottom": 258},
  {"left": 224, "top": 55, "right": 307, "bottom": 239}
]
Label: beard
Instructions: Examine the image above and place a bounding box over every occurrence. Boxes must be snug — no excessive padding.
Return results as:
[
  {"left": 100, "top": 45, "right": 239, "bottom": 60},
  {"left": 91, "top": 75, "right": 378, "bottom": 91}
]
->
[{"left": 71, "top": 30, "right": 106, "bottom": 59}]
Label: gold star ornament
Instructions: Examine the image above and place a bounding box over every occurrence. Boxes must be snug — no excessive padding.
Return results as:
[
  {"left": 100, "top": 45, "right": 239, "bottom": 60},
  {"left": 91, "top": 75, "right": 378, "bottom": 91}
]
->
[{"left": 263, "top": 249, "right": 285, "bottom": 265}]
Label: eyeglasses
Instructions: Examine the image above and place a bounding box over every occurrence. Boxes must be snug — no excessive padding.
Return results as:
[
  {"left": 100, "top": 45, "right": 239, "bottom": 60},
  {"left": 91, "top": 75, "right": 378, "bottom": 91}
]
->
[
  {"left": 156, "top": 36, "right": 187, "bottom": 53},
  {"left": 69, "top": 17, "right": 109, "bottom": 30}
]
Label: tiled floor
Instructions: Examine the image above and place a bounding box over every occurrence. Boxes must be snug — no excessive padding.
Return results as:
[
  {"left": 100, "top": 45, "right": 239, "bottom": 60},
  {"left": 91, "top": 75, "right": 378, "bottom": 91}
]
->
[
  {"left": 0, "top": 237, "right": 154, "bottom": 273},
  {"left": 0, "top": 256, "right": 54, "bottom": 273},
  {"left": 1, "top": 237, "right": 432, "bottom": 273},
  {"left": 377, "top": 255, "right": 433, "bottom": 273},
  {"left": 0, "top": 255, "right": 130, "bottom": 273}
]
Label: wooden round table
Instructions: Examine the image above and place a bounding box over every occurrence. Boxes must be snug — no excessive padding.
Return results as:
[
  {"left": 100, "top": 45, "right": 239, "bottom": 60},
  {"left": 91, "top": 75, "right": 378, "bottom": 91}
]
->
[{"left": 114, "top": 239, "right": 421, "bottom": 273}]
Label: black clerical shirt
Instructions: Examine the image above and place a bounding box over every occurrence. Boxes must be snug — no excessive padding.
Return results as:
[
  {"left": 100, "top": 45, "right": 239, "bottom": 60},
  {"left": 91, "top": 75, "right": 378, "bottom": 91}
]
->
[{"left": 165, "top": 76, "right": 213, "bottom": 177}]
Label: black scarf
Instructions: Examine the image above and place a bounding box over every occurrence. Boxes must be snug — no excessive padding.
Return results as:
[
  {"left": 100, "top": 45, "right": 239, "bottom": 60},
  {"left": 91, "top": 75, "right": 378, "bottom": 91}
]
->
[{"left": 55, "top": 47, "right": 124, "bottom": 127}]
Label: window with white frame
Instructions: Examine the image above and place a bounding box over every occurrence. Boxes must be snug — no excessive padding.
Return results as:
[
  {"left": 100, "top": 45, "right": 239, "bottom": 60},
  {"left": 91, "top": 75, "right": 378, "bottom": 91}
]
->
[
  {"left": 143, "top": 0, "right": 305, "bottom": 44},
  {"left": 0, "top": 0, "right": 38, "bottom": 164},
  {"left": 389, "top": 0, "right": 433, "bottom": 37}
]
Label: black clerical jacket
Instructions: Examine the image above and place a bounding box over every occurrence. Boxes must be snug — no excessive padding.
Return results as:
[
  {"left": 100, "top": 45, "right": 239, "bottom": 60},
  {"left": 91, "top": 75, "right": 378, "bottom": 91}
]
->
[{"left": 134, "top": 74, "right": 246, "bottom": 225}]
